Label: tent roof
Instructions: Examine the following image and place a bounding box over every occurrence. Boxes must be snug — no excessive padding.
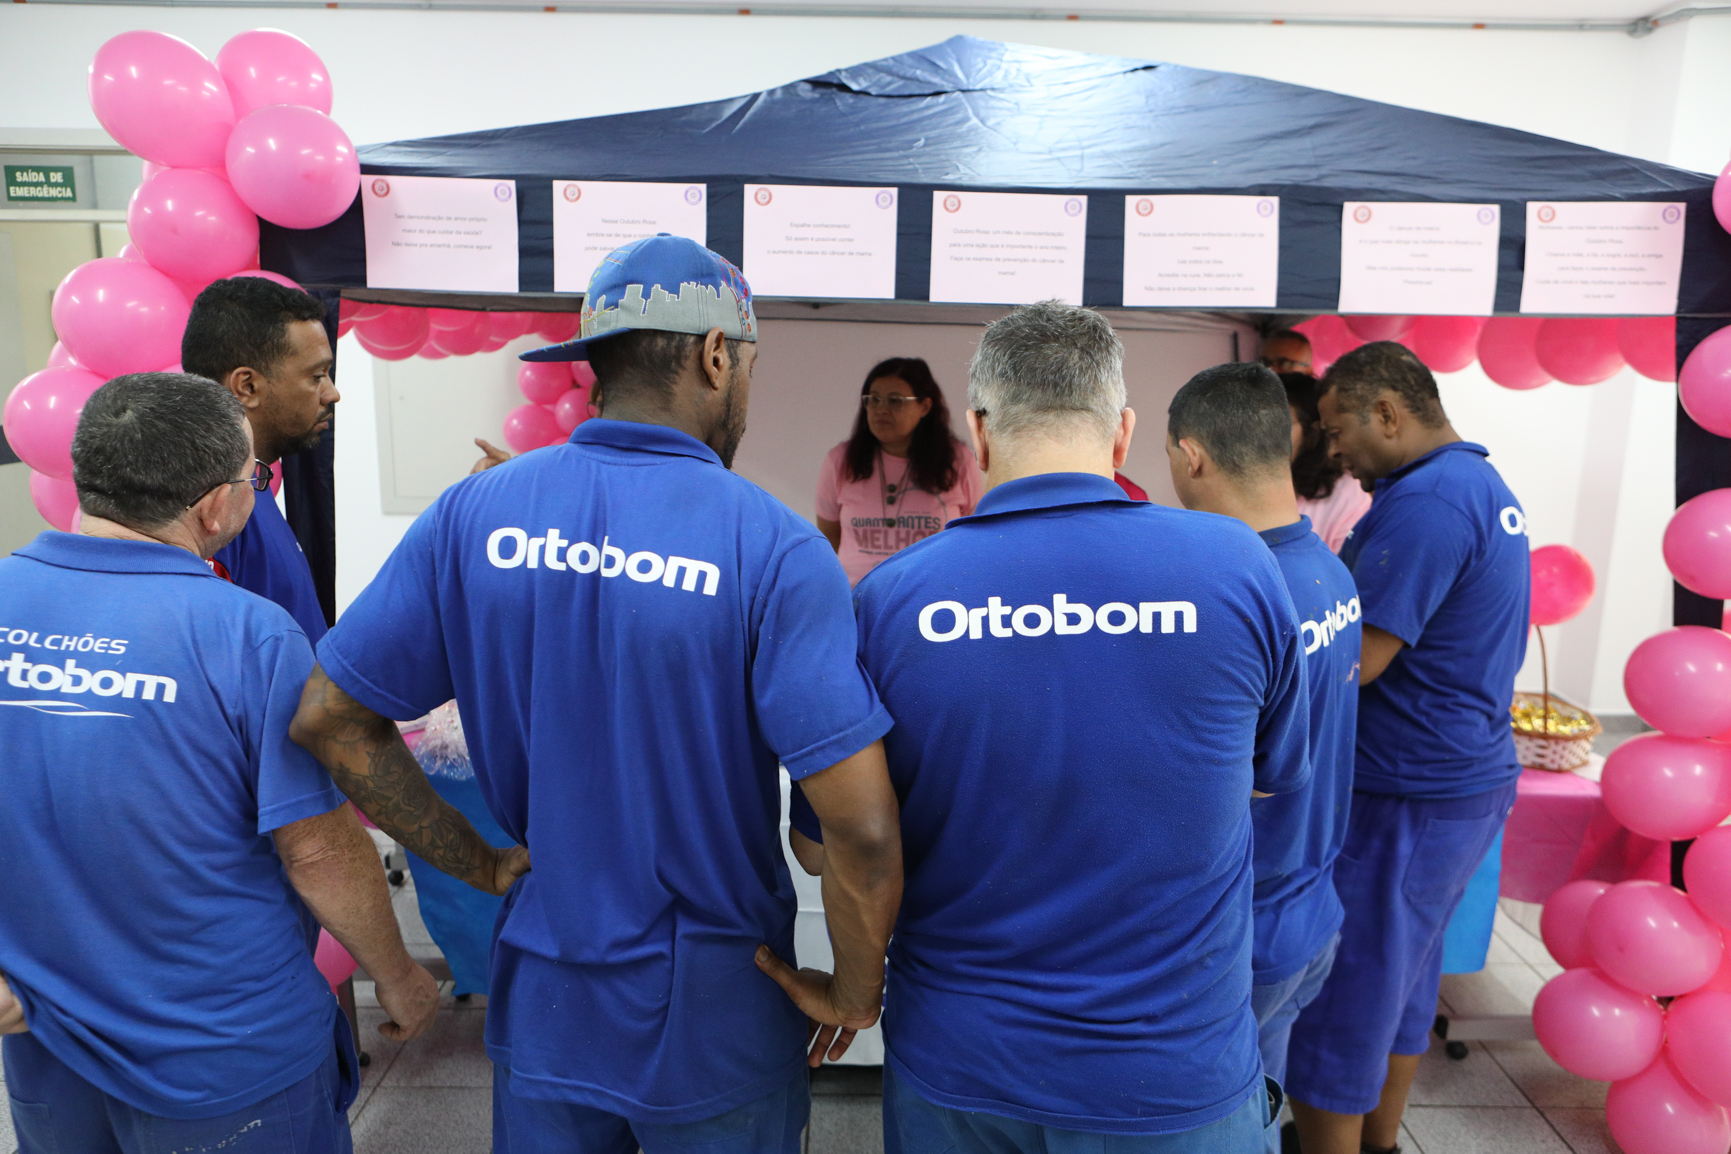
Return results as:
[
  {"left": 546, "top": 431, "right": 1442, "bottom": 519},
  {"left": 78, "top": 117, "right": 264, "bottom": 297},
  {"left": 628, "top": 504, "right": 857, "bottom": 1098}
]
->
[{"left": 265, "top": 36, "right": 1731, "bottom": 314}]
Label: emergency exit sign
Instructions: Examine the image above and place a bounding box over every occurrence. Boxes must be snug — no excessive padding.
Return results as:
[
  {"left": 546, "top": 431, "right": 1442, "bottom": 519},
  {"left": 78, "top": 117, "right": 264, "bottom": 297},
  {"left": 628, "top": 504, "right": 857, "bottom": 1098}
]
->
[{"left": 5, "top": 165, "right": 76, "bottom": 202}]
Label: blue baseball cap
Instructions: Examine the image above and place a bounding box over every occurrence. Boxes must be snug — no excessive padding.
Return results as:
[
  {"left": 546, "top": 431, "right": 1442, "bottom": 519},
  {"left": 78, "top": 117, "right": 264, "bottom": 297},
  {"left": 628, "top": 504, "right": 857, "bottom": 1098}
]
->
[{"left": 520, "top": 233, "right": 757, "bottom": 363}]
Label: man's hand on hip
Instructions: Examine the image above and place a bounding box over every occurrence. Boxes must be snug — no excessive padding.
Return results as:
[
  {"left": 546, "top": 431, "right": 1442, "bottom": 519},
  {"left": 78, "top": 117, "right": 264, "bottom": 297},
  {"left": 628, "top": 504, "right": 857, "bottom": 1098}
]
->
[{"left": 0, "top": 971, "right": 27, "bottom": 1034}]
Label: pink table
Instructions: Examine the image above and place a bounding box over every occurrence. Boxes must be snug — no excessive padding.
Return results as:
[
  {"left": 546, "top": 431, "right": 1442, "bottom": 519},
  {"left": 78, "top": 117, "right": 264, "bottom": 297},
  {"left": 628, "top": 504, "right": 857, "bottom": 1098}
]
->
[{"left": 1500, "top": 767, "right": 1670, "bottom": 905}]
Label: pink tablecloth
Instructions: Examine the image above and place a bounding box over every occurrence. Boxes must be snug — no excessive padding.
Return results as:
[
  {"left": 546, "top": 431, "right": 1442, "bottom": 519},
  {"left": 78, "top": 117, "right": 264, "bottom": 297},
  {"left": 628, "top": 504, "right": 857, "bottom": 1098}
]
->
[{"left": 1500, "top": 767, "right": 1670, "bottom": 904}]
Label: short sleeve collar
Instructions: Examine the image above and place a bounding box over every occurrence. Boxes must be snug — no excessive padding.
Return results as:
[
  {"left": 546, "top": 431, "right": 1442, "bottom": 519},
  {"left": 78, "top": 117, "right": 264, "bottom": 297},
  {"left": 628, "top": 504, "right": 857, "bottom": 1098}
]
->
[{"left": 971, "top": 473, "right": 1141, "bottom": 519}]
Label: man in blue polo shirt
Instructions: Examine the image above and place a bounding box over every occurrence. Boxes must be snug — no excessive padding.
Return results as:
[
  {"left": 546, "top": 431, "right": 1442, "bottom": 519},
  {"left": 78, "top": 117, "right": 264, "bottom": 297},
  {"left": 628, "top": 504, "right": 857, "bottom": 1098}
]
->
[
  {"left": 289, "top": 235, "right": 903, "bottom": 1154},
  {"left": 1285, "top": 342, "right": 1528, "bottom": 1154},
  {"left": 183, "top": 276, "right": 337, "bottom": 640},
  {"left": 841, "top": 302, "right": 1308, "bottom": 1153},
  {"left": 1165, "top": 363, "right": 1359, "bottom": 1125},
  {"left": 0, "top": 373, "right": 436, "bottom": 1154}
]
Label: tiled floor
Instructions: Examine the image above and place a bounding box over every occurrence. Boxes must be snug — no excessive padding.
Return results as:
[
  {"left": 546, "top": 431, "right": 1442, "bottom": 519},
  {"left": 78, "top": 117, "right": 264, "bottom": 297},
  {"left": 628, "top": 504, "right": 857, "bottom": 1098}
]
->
[{"left": 0, "top": 884, "right": 1622, "bottom": 1154}]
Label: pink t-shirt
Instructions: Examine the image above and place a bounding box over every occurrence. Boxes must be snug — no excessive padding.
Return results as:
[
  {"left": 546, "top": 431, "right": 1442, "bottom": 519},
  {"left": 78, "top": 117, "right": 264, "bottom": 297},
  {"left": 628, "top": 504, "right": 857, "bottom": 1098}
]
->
[
  {"left": 816, "top": 440, "right": 984, "bottom": 586},
  {"left": 1297, "top": 479, "right": 1374, "bottom": 554}
]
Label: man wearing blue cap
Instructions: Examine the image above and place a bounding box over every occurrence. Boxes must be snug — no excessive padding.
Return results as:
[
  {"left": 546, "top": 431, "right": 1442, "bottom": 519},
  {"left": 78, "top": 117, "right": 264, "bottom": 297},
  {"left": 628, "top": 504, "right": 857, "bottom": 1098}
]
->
[{"left": 290, "top": 234, "right": 903, "bottom": 1154}]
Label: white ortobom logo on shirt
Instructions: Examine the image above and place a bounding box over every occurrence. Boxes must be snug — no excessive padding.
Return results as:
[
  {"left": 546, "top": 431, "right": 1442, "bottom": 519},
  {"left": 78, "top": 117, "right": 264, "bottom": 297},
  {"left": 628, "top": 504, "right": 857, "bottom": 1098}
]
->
[
  {"left": 1302, "top": 598, "right": 1362, "bottom": 656},
  {"left": 487, "top": 528, "right": 721, "bottom": 596},
  {"left": 0, "top": 651, "right": 174, "bottom": 717},
  {"left": 917, "top": 595, "right": 1197, "bottom": 642},
  {"left": 1499, "top": 507, "right": 1527, "bottom": 536}
]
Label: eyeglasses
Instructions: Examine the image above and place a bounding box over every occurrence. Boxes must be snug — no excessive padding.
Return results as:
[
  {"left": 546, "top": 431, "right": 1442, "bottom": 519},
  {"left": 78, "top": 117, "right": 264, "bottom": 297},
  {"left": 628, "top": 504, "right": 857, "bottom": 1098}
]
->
[
  {"left": 862, "top": 395, "right": 921, "bottom": 410},
  {"left": 1260, "top": 356, "right": 1313, "bottom": 374},
  {"left": 186, "top": 459, "right": 272, "bottom": 509}
]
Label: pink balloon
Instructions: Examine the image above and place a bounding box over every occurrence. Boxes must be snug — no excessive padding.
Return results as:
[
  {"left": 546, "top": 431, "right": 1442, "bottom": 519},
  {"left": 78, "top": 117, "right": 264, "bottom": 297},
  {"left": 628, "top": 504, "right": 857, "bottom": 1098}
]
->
[
  {"left": 503, "top": 403, "right": 561, "bottom": 453},
  {"left": 216, "top": 29, "right": 333, "bottom": 119},
  {"left": 1601, "top": 733, "right": 1731, "bottom": 841},
  {"left": 1532, "top": 967, "right": 1664, "bottom": 1081},
  {"left": 1685, "top": 826, "right": 1731, "bottom": 931},
  {"left": 523, "top": 363, "right": 575, "bottom": 409},
  {"left": 1587, "top": 880, "right": 1724, "bottom": 996},
  {"left": 1529, "top": 544, "right": 1594, "bottom": 626},
  {"left": 116, "top": 243, "right": 145, "bottom": 262},
  {"left": 267, "top": 458, "right": 281, "bottom": 498},
  {"left": 428, "top": 316, "right": 489, "bottom": 357},
  {"left": 1535, "top": 317, "right": 1626, "bottom": 385},
  {"left": 1681, "top": 326, "right": 1731, "bottom": 439},
  {"left": 28, "top": 470, "right": 81, "bottom": 532},
  {"left": 3, "top": 368, "right": 107, "bottom": 481},
  {"left": 45, "top": 343, "right": 83, "bottom": 372},
  {"left": 1541, "top": 879, "right": 1612, "bottom": 969},
  {"left": 225, "top": 105, "right": 359, "bottom": 231},
  {"left": 345, "top": 300, "right": 389, "bottom": 323},
  {"left": 1607, "top": 1055, "right": 1731, "bottom": 1154},
  {"left": 1716, "top": 160, "right": 1731, "bottom": 237},
  {"left": 1668, "top": 989, "right": 1731, "bottom": 1106},
  {"left": 570, "top": 361, "right": 598, "bottom": 390},
  {"left": 416, "top": 343, "right": 450, "bottom": 360},
  {"left": 353, "top": 306, "right": 427, "bottom": 352},
  {"left": 1624, "top": 626, "right": 1731, "bottom": 737},
  {"left": 1406, "top": 316, "right": 1485, "bottom": 374},
  {"left": 427, "top": 308, "right": 477, "bottom": 332},
  {"left": 1478, "top": 317, "right": 1553, "bottom": 390},
  {"left": 536, "top": 313, "right": 581, "bottom": 344},
  {"left": 353, "top": 329, "right": 421, "bottom": 361},
  {"left": 51, "top": 259, "right": 189, "bottom": 379},
  {"left": 127, "top": 169, "right": 259, "bottom": 285},
  {"left": 230, "top": 269, "right": 303, "bottom": 292},
  {"left": 553, "top": 388, "right": 591, "bottom": 434},
  {"left": 480, "top": 320, "right": 513, "bottom": 353},
  {"left": 88, "top": 31, "right": 235, "bottom": 170},
  {"left": 1343, "top": 315, "right": 1414, "bottom": 342},
  {"left": 1620, "top": 316, "right": 1677, "bottom": 383},
  {"left": 1666, "top": 489, "right": 1731, "bottom": 600},
  {"left": 490, "top": 312, "right": 532, "bottom": 341}
]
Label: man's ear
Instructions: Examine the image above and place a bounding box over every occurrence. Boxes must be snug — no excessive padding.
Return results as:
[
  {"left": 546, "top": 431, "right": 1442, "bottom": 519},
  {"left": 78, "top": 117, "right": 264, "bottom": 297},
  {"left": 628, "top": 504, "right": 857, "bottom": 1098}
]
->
[
  {"left": 698, "top": 328, "right": 729, "bottom": 393},
  {"left": 224, "top": 367, "right": 264, "bottom": 411},
  {"left": 1375, "top": 395, "right": 1402, "bottom": 437},
  {"left": 1112, "top": 408, "right": 1136, "bottom": 471},
  {"left": 1178, "top": 436, "right": 1207, "bottom": 479},
  {"left": 966, "top": 409, "right": 990, "bottom": 472},
  {"left": 188, "top": 481, "right": 232, "bottom": 541}
]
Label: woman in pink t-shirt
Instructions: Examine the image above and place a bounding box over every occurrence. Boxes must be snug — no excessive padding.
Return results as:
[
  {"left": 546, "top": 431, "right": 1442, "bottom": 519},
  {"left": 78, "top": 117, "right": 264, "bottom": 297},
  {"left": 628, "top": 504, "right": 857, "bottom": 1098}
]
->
[
  {"left": 1281, "top": 370, "right": 1372, "bottom": 553},
  {"left": 816, "top": 357, "right": 983, "bottom": 586}
]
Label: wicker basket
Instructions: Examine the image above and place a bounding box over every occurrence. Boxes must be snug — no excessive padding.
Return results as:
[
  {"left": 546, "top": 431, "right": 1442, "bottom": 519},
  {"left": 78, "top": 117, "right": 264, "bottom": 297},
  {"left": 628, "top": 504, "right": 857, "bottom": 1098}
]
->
[{"left": 1511, "top": 691, "right": 1602, "bottom": 772}]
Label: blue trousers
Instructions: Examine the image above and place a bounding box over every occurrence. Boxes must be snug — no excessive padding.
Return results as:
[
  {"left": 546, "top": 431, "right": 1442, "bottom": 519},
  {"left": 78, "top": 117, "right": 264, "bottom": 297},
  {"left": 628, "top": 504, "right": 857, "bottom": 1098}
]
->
[
  {"left": 492, "top": 1064, "right": 809, "bottom": 1153},
  {"left": 1250, "top": 932, "right": 1340, "bottom": 1087},
  {"left": 883, "top": 1063, "right": 1277, "bottom": 1154},
  {"left": 1284, "top": 784, "right": 1517, "bottom": 1116},
  {"left": 4, "top": 1026, "right": 356, "bottom": 1154}
]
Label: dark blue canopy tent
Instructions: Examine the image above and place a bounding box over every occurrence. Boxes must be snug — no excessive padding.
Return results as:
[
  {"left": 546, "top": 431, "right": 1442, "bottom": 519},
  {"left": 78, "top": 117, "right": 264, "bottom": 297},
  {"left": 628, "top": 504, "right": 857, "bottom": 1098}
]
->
[{"left": 260, "top": 36, "right": 1731, "bottom": 625}]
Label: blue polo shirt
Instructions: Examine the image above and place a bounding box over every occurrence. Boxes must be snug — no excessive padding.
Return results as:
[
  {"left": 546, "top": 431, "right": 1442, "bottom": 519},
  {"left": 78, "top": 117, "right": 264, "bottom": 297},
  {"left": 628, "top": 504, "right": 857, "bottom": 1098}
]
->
[
  {"left": 213, "top": 491, "right": 327, "bottom": 643},
  {"left": 1341, "top": 442, "right": 1528, "bottom": 798},
  {"left": 316, "top": 419, "right": 891, "bottom": 1123},
  {"left": 1252, "top": 517, "right": 1358, "bottom": 985},
  {"left": 852, "top": 473, "right": 1310, "bottom": 1135},
  {"left": 0, "top": 533, "right": 343, "bottom": 1119}
]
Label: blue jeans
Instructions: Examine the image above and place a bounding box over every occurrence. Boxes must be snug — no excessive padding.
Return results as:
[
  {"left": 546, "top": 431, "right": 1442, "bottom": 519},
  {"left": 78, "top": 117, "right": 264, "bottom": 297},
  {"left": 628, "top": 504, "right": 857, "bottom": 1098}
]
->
[
  {"left": 884, "top": 1062, "right": 1277, "bottom": 1154},
  {"left": 4, "top": 1027, "right": 356, "bottom": 1154},
  {"left": 1250, "top": 933, "right": 1340, "bottom": 1087},
  {"left": 492, "top": 1065, "right": 808, "bottom": 1153}
]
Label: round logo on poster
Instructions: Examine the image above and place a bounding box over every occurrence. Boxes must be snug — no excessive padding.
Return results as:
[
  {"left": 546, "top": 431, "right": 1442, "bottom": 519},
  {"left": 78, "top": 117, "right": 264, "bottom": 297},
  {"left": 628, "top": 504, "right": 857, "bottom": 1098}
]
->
[
  {"left": 754, "top": 188, "right": 773, "bottom": 206},
  {"left": 1135, "top": 198, "right": 1154, "bottom": 217},
  {"left": 685, "top": 186, "right": 703, "bottom": 205},
  {"left": 1353, "top": 205, "right": 1372, "bottom": 224},
  {"left": 876, "top": 190, "right": 895, "bottom": 209},
  {"left": 943, "top": 194, "right": 961, "bottom": 213},
  {"left": 1538, "top": 205, "right": 1557, "bottom": 223},
  {"left": 563, "top": 184, "right": 581, "bottom": 202},
  {"left": 1257, "top": 199, "right": 1275, "bottom": 217},
  {"left": 1664, "top": 205, "right": 1682, "bottom": 224},
  {"left": 1478, "top": 207, "right": 1496, "bottom": 225},
  {"left": 1064, "top": 197, "right": 1084, "bottom": 216},
  {"left": 494, "top": 183, "right": 513, "bottom": 202},
  {"left": 371, "top": 178, "right": 390, "bottom": 197}
]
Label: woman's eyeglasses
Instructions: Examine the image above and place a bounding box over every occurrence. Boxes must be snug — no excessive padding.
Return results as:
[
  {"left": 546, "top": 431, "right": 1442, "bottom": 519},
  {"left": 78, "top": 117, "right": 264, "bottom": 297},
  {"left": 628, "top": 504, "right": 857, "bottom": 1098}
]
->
[
  {"left": 186, "top": 460, "right": 273, "bottom": 509},
  {"left": 862, "top": 395, "right": 921, "bottom": 410}
]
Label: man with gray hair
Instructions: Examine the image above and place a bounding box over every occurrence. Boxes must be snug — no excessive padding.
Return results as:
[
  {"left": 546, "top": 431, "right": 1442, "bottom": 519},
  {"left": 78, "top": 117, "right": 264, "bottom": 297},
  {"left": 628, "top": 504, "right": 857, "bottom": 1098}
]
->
[
  {"left": 0, "top": 372, "right": 437, "bottom": 1154},
  {"left": 799, "top": 302, "right": 1311, "bottom": 1152}
]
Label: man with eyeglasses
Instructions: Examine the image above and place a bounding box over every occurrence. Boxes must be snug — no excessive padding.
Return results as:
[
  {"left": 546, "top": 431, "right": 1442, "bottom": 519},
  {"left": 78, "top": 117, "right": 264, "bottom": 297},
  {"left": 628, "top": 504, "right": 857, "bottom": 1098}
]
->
[
  {"left": 1260, "top": 329, "right": 1314, "bottom": 376},
  {"left": 0, "top": 373, "right": 436, "bottom": 1154},
  {"left": 182, "top": 276, "right": 339, "bottom": 643}
]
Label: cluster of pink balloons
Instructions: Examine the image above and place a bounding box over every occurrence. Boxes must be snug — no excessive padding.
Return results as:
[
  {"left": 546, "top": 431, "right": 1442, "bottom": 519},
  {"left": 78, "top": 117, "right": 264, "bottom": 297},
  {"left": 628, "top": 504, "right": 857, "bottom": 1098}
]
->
[
  {"left": 1293, "top": 314, "right": 1675, "bottom": 388},
  {"left": 1535, "top": 865, "right": 1731, "bottom": 1154},
  {"left": 509, "top": 358, "right": 596, "bottom": 452}
]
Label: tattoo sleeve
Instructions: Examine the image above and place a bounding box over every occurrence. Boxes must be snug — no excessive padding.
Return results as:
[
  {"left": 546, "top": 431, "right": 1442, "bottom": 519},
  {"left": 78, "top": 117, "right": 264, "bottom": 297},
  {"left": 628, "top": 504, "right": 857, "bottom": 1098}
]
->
[{"left": 292, "top": 667, "right": 501, "bottom": 892}]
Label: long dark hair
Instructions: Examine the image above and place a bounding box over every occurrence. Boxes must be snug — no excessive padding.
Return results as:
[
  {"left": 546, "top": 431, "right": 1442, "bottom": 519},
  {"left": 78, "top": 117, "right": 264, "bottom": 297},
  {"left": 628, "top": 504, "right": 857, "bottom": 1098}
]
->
[
  {"left": 843, "top": 357, "right": 961, "bottom": 494},
  {"left": 1282, "top": 371, "right": 1346, "bottom": 501}
]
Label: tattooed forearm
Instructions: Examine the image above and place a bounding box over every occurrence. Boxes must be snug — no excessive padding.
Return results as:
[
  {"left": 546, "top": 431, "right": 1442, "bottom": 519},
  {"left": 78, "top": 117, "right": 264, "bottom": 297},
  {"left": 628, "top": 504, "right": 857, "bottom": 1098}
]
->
[{"left": 291, "top": 667, "right": 507, "bottom": 893}]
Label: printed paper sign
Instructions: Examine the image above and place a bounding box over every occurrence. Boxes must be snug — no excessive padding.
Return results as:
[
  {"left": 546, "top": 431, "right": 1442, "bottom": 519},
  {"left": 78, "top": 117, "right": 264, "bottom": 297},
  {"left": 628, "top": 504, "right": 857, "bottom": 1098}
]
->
[
  {"left": 362, "top": 175, "right": 519, "bottom": 293},
  {"left": 1123, "top": 195, "right": 1278, "bottom": 308},
  {"left": 742, "top": 184, "right": 897, "bottom": 299},
  {"left": 1337, "top": 202, "right": 1500, "bottom": 316},
  {"left": 929, "top": 191, "right": 1087, "bottom": 306},
  {"left": 1519, "top": 201, "right": 1686, "bottom": 315},
  {"left": 553, "top": 181, "right": 708, "bottom": 293}
]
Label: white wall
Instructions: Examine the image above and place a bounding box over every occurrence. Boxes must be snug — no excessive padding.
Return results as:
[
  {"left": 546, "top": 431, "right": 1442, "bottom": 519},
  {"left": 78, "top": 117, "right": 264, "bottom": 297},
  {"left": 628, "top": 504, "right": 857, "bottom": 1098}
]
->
[{"left": 8, "top": 4, "right": 1727, "bottom": 714}]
